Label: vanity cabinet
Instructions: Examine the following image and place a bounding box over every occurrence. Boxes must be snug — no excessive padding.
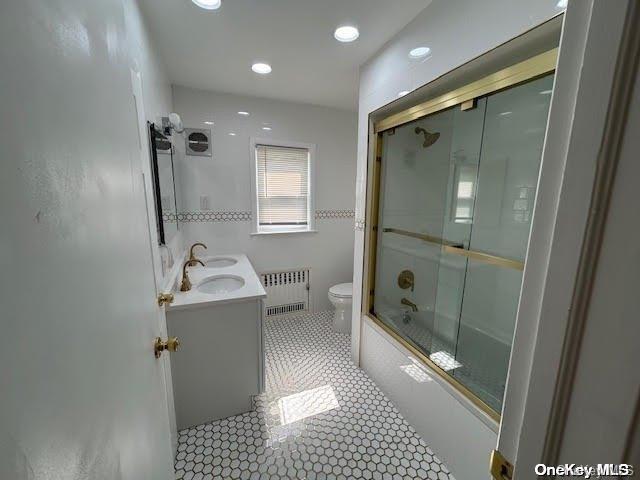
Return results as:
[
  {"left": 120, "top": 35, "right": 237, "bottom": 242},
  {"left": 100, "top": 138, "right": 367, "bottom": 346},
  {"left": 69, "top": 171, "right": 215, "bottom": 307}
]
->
[{"left": 167, "top": 299, "right": 264, "bottom": 430}]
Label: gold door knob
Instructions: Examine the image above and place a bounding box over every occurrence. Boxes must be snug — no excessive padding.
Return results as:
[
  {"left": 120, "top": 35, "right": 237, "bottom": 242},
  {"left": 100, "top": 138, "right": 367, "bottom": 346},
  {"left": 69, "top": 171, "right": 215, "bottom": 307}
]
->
[
  {"left": 157, "top": 293, "right": 175, "bottom": 307},
  {"left": 154, "top": 337, "right": 181, "bottom": 358}
]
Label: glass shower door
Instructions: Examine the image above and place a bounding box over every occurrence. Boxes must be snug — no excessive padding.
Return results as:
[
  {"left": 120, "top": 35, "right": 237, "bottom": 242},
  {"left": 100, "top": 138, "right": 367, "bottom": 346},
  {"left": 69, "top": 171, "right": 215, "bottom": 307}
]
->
[
  {"left": 428, "top": 99, "right": 487, "bottom": 371},
  {"left": 370, "top": 70, "right": 555, "bottom": 416},
  {"left": 445, "top": 74, "right": 555, "bottom": 411},
  {"left": 373, "top": 101, "right": 487, "bottom": 362}
]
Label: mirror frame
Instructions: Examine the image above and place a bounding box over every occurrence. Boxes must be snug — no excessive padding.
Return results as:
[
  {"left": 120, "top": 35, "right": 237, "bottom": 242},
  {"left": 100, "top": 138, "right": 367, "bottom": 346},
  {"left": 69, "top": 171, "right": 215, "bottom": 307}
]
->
[{"left": 147, "top": 122, "right": 179, "bottom": 246}]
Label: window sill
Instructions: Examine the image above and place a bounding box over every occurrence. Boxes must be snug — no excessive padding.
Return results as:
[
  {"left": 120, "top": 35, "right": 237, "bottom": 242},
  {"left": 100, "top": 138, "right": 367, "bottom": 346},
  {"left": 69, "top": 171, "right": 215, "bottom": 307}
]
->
[{"left": 250, "top": 229, "right": 318, "bottom": 236}]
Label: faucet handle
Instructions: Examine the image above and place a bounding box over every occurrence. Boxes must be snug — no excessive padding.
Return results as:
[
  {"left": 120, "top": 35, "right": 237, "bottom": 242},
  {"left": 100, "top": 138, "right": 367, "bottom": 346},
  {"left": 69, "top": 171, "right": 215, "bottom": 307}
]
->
[{"left": 398, "top": 270, "right": 415, "bottom": 291}]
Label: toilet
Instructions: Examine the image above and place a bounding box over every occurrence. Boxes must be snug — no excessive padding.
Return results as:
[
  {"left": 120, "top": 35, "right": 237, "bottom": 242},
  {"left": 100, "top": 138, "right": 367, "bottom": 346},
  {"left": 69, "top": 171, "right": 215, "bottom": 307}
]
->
[{"left": 328, "top": 282, "right": 353, "bottom": 334}]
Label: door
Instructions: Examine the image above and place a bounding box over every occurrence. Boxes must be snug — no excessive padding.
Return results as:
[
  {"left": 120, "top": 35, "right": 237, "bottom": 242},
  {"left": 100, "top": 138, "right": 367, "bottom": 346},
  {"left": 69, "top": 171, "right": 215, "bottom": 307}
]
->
[
  {"left": 130, "top": 70, "right": 179, "bottom": 455},
  {"left": 0, "top": 0, "right": 176, "bottom": 476}
]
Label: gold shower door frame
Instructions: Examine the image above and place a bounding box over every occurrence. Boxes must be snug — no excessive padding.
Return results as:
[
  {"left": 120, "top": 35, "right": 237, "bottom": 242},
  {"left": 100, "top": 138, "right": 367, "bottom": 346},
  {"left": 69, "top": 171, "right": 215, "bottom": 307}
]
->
[{"left": 362, "top": 48, "right": 558, "bottom": 422}]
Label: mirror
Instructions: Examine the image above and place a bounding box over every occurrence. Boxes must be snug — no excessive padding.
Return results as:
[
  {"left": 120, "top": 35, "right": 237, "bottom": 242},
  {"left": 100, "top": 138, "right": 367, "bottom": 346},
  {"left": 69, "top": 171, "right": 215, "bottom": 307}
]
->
[{"left": 148, "top": 122, "right": 179, "bottom": 245}]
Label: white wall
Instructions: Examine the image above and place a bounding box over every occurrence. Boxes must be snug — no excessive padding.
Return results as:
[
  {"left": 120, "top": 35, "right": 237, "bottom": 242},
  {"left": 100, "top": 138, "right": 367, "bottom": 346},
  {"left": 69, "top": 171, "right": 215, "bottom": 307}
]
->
[
  {"left": 352, "top": 1, "right": 563, "bottom": 478},
  {"left": 0, "top": 0, "right": 176, "bottom": 478},
  {"left": 125, "top": 0, "right": 184, "bottom": 274},
  {"left": 172, "top": 87, "right": 357, "bottom": 312}
]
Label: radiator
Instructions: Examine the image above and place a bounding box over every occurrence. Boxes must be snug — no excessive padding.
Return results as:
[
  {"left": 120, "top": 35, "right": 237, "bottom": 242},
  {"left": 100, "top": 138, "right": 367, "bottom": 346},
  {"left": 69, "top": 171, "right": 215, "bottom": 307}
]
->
[{"left": 260, "top": 269, "right": 310, "bottom": 318}]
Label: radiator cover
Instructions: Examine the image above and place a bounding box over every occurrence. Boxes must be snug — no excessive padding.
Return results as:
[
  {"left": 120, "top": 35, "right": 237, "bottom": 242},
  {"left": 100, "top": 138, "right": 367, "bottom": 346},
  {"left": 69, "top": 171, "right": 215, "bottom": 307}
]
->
[{"left": 260, "top": 269, "right": 310, "bottom": 318}]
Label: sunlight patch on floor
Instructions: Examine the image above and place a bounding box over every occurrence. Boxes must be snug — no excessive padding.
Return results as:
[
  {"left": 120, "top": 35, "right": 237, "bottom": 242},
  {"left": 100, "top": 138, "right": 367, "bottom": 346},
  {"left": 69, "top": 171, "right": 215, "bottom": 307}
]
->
[{"left": 277, "top": 384, "right": 340, "bottom": 425}]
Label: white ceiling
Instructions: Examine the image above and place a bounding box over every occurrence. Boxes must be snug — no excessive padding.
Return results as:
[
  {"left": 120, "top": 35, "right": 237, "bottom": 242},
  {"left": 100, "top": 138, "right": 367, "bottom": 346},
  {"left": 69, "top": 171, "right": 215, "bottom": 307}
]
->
[{"left": 139, "top": 0, "right": 431, "bottom": 110}]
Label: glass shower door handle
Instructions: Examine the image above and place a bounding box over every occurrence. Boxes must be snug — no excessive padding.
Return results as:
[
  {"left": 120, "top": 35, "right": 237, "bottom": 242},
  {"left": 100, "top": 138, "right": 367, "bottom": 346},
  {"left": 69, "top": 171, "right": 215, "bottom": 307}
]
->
[
  {"left": 441, "top": 244, "right": 524, "bottom": 271},
  {"left": 383, "top": 227, "right": 522, "bottom": 268},
  {"left": 382, "top": 227, "right": 463, "bottom": 248}
]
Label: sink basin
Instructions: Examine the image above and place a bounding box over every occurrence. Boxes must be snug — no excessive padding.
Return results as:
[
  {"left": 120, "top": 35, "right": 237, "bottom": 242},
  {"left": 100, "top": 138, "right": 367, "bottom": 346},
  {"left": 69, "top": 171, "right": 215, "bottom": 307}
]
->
[
  {"left": 204, "top": 257, "right": 238, "bottom": 268},
  {"left": 197, "top": 275, "right": 245, "bottom": 295}
]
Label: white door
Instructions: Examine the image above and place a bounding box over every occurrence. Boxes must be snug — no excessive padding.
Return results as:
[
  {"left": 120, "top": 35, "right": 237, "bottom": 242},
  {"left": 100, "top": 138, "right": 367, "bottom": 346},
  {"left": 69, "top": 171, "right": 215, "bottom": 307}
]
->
[
  {"left": 491, "top": 1, "right": 636, "bottom": 478},
  {"left": 130, "top": 70, "right": 179, "bottom": 455},
  {"left": 0, "top": 1, "right": 176, "bottom": 477}
]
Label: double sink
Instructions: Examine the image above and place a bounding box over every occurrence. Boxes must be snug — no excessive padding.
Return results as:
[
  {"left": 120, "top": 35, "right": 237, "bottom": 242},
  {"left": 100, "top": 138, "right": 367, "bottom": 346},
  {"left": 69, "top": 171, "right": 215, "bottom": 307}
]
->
[
  {"left": 197, "top": 257, "right": 244, "bottom": 294},
  {"left": 169, "top": 253, "right": 266, "bottom": 311}
]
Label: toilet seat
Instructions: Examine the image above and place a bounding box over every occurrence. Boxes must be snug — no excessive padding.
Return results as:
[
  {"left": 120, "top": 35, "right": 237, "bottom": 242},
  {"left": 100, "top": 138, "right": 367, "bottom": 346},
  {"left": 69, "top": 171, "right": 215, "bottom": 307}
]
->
[{"left": 329, "top": 282, "right": 352, "bottom": 299}]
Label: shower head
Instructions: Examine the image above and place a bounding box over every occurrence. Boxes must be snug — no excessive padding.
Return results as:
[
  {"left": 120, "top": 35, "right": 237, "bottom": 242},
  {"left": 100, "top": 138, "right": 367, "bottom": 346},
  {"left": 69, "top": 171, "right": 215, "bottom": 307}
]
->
[{"left": 414, "top": 126, "right": 440, "bottom": 148}]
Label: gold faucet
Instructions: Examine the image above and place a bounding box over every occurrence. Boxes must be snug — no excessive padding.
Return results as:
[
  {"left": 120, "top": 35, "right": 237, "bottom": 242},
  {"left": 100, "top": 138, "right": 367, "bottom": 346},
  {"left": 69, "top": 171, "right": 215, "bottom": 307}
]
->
[
  {"left": 188, "top": 242, "right": 207, "bottom": 263},
  {"left": 180, "top": 259, "right": 205, "bottom": 292},
  {"left": 401, "top": 297, "right": 418, "bottom": 312}
]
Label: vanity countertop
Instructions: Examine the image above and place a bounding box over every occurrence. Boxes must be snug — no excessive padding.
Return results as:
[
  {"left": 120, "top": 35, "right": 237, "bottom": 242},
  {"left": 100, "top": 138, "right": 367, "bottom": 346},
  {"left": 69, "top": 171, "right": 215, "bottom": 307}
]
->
[{"left": 167, "top": 253, "right": 266, "bottom": 311}]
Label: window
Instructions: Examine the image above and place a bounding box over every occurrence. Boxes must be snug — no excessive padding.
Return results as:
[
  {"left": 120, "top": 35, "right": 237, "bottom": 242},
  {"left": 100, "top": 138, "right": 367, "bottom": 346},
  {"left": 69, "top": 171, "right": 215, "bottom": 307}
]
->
[
  {"left": 251, "top": 140, "right": 315, "bottom": 234},
  {"left": 452, "top": 163, "right": 477, "bottom": 224}
]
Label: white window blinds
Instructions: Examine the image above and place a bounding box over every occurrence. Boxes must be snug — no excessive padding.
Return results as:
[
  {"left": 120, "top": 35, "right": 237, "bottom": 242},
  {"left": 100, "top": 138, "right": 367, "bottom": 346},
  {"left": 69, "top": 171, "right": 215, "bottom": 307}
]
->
[{"left": 256, "top": 144, "right": 310, "bottom": 226}]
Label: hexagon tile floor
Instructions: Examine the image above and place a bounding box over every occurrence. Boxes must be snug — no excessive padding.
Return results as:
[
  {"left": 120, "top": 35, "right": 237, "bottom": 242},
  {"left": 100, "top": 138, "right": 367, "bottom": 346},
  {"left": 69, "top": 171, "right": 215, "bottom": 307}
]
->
[{"left": 174, "top": 311, "right": 455, "bottom": 480}]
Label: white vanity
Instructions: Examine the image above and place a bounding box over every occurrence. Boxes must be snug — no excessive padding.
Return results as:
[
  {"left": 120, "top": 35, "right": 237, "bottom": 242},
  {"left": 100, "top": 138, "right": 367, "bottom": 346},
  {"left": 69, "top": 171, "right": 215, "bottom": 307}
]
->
[{"left": 166, "top": 254, "right": 266, "bottom": 430}]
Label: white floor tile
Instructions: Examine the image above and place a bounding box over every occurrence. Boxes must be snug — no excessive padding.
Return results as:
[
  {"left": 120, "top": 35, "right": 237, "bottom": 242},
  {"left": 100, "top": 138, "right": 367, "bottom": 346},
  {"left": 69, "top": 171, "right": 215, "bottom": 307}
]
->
[{"left": 175, "top": 311, "right": 455, "bottom": 480}]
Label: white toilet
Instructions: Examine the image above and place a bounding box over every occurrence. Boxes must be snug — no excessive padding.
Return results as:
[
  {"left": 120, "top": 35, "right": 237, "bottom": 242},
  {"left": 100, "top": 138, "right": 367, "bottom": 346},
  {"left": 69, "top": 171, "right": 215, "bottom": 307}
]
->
[{"left": 328, "top": 282, "right": 353, "bottom": 334}]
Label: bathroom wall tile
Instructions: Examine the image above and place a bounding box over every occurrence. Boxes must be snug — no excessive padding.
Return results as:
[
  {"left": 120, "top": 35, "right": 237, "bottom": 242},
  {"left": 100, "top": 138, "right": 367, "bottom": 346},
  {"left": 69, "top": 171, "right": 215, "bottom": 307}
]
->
[
  {"left": 173, "top": 87, "right": 358, "bottom": 313},
  {"left": 174, "top": 210, "right": 355, "bottom": 223},
  {"left": 182, "top": 219, "right": 354, "bottom": 313}
]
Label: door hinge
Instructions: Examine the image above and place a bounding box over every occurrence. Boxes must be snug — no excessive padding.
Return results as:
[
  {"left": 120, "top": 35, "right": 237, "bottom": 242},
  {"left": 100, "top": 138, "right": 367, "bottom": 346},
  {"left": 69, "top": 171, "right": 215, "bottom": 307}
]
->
[
  {"left": 157, "top": 292, "right": 175, "bottom": 307},
  {"left": 490, "top": 449, "right": 513, "bottom": 480}
]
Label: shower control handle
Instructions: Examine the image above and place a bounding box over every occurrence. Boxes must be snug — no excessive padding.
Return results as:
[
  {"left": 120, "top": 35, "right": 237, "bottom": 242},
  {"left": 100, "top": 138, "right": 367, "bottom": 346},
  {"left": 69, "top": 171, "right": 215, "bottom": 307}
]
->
[{"left": 397, "top": 270, "right": 415, "bottom": 291}]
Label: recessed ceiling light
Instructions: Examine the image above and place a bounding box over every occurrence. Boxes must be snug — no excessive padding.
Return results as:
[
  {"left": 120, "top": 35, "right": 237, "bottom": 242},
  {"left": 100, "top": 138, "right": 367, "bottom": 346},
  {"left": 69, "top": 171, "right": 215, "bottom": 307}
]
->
[
  {"left": 556, "top": 0, "right": 568, "bottom": 8},
  {"left": 252, "top": 63, "right": 272, "bottom": 74},
  {"left": 238, "top": 111, "right": 250, "bottom": 116},
  {"left": 262, "top": 126, "right": 272, "bottom": 131},
  {"left": 409, "top": 46, "right": 431, "bottom": 59},
  {"left": 191, "top": 0, "right": 221, "bottom": 10},
  {"left": 398, "top": 91, "right": 410, "bottom": 98},
  {"left": 204, "top": 121, "right": 214, "bottom": 125},
  {"left": 334, "top": 25, "right": 359, "bottom": 43},
  {"left": 228, "top": 132, "right": 236, "bottom": 136},
  {"left": 540, "top": 89, "right": 553, "bottom": 95},
  {"left": 499, "top": 111, "right": 512, "bottom": 116}
]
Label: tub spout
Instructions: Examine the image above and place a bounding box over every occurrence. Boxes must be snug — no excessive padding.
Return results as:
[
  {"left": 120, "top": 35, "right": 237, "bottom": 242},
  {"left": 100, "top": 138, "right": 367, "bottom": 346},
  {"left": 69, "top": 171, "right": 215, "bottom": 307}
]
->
[{"left": 401, "top": 297, "right": 418, "bottom": 312}]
